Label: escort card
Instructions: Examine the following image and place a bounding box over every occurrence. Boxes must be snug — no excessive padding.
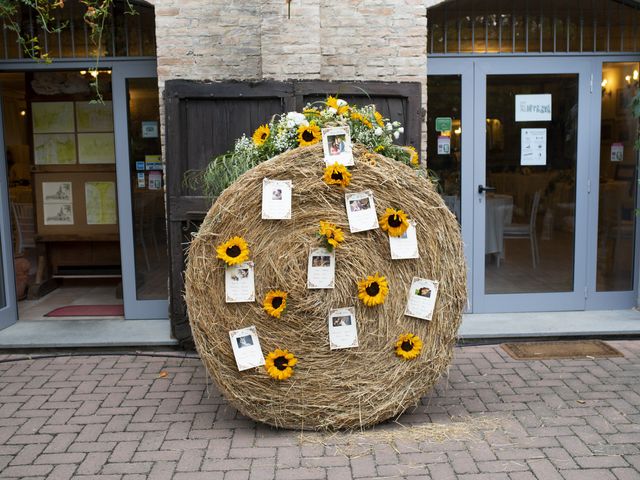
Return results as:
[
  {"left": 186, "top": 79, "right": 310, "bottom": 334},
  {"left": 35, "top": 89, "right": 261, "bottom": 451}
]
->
[
  {"left": 404, "top": 277, "right": 439, "bottom": 321},
  {"left": 261, "top": 178, "right": 292, "bottom": 220},
  {"left": 225, "top": 261, "right": 255, "bottom": 303},
  {"left": 389, "top": 220, "right": 419, "bottom": 260},
  {"left": 229, "top": 326, "right": 265, "bottom": 371},
  {"left": 322, "top": 126, "right": 354, "bottom": 166},
  {"left": 307, "top": 247, "right": 336, "bottom": 289},
  {"left": 328, "top": 307, "right": 359, "bottom": 350},
  {"left": 345, "top": 190, "right": 378, "bottom": 233}
]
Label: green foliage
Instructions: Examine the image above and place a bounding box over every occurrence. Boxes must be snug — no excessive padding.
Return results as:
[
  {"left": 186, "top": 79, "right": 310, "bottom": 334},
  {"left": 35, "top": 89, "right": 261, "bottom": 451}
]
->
[{"left": 0, "top": 0, "right": 136, "bottom": 102}]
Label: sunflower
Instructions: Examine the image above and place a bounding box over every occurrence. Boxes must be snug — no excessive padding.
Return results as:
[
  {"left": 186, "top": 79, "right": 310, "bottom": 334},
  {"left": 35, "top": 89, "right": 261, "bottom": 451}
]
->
[
  {"left": 407, "top": 146, "right": 419, "bottom": 166},
  {"left": 216, "top": 236, "right": 250, "bottom": 265},
  {"left": 374, "top": 145, "right": 384, "bottom": 152},
  {"left": 350, "top": 112, "right": 373, "bottom": 129},
  {"left": 303, "top": 107, "right": 320, "bottom": 117},
  {"left": 263, "top": 290, "right": 287, "bottom": 318},
  {"left": 395, "top": 333, "right": 423, "bottom": 360},
  {"left": 373, "top": 111, "right": 385, "bottom": 127},
  {"left": 265, "top": 348, "right": 298, "bottom": 380},
  {"left": 326, "top": 96, "right": 349, "bottom": 115},
  {"left": 252, "top": 124, "right": 270, "bottom": 146},
  {"left": 318, "top": 220, "right": 345, "bottom": 250},
  {"left": 297, "top": 124, "right": 321, "bottom": 146},
  {"left": 379, "top": 208, "right": 410, "bottom": 237},
  {"left": 357, "top": 273, "right": 389, "bottom": 307},
  {"left": 323, "top": 163, "right": 351, "bottom": 188}
]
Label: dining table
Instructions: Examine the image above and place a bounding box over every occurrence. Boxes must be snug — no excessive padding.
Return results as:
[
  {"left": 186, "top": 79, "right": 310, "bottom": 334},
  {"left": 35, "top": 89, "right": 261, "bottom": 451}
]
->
[{"left": 485, "top": 193, "right": 514, "bottom": 259}]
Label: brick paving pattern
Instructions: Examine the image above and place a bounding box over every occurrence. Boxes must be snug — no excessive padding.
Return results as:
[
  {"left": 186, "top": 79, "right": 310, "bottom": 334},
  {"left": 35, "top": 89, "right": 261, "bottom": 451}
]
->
[{"left": 0, "top": 340, "right": 639, "bottom": 479}]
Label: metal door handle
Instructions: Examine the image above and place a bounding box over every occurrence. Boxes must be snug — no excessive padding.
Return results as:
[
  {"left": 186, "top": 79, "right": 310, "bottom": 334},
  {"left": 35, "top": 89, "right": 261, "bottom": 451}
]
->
[{"left": 478, "top": 185, "right": 496, "bottom": 194}]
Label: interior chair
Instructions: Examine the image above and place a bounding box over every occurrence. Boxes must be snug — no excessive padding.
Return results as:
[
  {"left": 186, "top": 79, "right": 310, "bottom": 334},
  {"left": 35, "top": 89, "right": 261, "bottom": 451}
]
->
[
  {"left": 503, "top": 191, "right": 541, "bottom": 268},
  {"left": 11, "top": 202, "right": 36, "bottom": 255}
]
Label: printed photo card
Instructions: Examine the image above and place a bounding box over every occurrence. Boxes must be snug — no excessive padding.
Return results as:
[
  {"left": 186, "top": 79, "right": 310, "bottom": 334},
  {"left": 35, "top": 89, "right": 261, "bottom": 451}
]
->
[
  {"left": 322, "top": 126, "right": 354, "bottom": 166},
  {"left": 328, "top": 307, "right": 359, "bottom": 350},
  {"left": 404, "top": 277, "right": 439, "bottom": 321},
  {"left": 229, "top": 326, "right": 265, "bottom": 371},
  {"left": 225, "top": 261, "right": 256, "bottom": 303},
  {"left": 261, "top": 178, "right": 292, "bottom": 220},
  {"left": 307, "top": 247, "right": 336, "bottom": 289},
  {"left": 389, "top": 220, "right": 420, "bottom": 260},
  {"left": 345, "top": 190, "right": 378, "bottom": 233}
]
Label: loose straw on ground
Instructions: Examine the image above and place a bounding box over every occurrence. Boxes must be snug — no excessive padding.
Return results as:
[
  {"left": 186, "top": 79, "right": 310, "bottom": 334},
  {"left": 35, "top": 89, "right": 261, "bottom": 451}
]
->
[{"left": 185, "top": 143, "right": 467, "bottom": 430}]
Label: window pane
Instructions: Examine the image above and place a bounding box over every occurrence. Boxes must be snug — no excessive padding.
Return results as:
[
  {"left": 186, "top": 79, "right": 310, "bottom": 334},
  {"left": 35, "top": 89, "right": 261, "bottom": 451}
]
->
[
  {"left": 126, "top": 78, "right": 168, "bottom": 300},
  {"left": 597, "top": 62, "right": 638, "bottom": 291}
]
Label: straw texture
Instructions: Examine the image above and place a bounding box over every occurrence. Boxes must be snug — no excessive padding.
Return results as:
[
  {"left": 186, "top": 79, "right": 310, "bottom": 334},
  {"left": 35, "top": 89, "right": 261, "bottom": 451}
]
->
[{"left": 185, "top": 144, "right": 466, "bottom": 430}]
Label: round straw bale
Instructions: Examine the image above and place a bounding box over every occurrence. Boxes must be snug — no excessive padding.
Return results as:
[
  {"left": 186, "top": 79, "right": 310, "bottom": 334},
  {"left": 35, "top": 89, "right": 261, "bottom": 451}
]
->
[{"left": 185, "top": 143, "right": 466, "bottom": 430}]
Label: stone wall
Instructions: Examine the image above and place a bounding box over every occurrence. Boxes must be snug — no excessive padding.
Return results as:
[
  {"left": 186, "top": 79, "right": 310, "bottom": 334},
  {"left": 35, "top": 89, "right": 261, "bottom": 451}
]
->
[{"left": 149, "top": 0, "right": 444, "bottom": 155}]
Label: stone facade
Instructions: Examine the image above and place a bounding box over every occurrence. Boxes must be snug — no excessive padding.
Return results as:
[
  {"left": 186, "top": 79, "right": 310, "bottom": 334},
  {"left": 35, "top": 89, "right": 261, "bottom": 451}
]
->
[{"left": 149, "top": 0, "right": 445, "bottom": 154}]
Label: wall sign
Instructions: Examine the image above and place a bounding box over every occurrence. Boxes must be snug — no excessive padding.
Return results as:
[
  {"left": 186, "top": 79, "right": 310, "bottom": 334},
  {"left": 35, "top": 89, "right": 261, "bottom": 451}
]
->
[
  {"left": 437, "top": 135, "right": 451, "bottom": 155},
  {"left": 611, "top": 143, "right": 624, "bottom": 162},
  {"left": 435, "top": 117, "right": 452, "bottom": 132},
  {"left": 521, "top": 128, "right": 547, "bottom": 166},
  {"left": 142, "top": 121, "right": 159, "bottom": 138},
  {"left": 515, "top": 94, "right": 552, "bottom": 122}
]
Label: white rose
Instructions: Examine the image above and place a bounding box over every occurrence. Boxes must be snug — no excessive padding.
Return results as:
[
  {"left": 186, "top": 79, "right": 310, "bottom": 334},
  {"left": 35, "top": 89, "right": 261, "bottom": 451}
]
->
[
  {"left": 393, "top": 131, "right": 400, "bottom": 139},
  {"left": 392, "top": 121, "right": 401, "bottom": 127},
  {"left": 286, "top": 120, "right": 295, "bottom": 128},
  {"left": 374, "top": 127, "right": 383, "bottom": 136},
  {"left": 386, "top": 123, "right": 393, "bottom": 131},
  {"left": 337, "top": 99, "right": 347, "bottom": 107},
  {"left": 328, "top": 107, "right": 337, "bottom": 114},
  {"left": 398, "top": 127, "right": 404, "bottom": 133}
]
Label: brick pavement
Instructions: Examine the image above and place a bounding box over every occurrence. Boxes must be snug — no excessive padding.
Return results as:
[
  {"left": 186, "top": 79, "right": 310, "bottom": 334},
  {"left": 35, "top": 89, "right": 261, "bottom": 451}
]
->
[{"left": 0, "top": 340, "right": 639, "bottom": 480}]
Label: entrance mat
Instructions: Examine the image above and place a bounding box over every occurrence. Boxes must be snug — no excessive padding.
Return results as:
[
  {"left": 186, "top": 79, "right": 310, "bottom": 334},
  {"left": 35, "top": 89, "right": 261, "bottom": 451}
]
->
[
  {"left": 45, "top": 305, "right": 124, "bottom": 317},
  {"left": 502, "top": 340, "right": 623, "bottom": 360}
]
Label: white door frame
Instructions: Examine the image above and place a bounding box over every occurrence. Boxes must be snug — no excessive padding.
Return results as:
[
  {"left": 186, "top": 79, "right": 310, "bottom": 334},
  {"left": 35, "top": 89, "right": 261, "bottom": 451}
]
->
[{"left": 0, "top": 97, "right": 18, "bottom": 328}]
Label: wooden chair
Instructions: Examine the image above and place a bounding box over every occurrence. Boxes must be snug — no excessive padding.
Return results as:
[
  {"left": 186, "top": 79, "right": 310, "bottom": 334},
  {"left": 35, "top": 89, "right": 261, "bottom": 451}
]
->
[{"left": 503, "top": 191, "right": 541, "bottom": 268}]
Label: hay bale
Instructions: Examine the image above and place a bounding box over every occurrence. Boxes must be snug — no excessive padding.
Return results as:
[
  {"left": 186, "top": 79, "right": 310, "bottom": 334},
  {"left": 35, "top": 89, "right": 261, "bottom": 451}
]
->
[{"left": 185, "top": 143, "right": 466, "bottom": 430}]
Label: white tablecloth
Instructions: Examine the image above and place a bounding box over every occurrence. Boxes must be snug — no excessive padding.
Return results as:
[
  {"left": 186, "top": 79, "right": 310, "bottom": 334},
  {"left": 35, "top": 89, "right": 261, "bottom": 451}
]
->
[{"left": 486, "top": 194, "right": 513, "bottom": 255}]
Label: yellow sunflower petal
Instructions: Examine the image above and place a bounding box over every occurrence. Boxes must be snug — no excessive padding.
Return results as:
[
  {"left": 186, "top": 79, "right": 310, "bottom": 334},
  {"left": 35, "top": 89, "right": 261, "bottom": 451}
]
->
[
  {"left": 252, "top": 124, "right": 270, "bottom": 146},
  {"left": 297, "top": 124, "right": 322, "bottom": 146},
  {"left": 379, "top": 208, "right": 410, "bottom": 237},
  {"left": 323, "top": 163, "right": 351, "bottom": 188},
  {"left": 216, "top": 236, "right": 250, "bottom": 265}
]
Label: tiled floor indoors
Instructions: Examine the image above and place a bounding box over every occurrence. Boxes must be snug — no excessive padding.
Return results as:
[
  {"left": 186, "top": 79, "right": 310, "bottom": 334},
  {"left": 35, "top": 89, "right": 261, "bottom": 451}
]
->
[
  {"left": 0, "top": 341, "right": 639, "bottom": 479},
  {"left": 17, "top": 279, "right": 123, "bottom": 321}
]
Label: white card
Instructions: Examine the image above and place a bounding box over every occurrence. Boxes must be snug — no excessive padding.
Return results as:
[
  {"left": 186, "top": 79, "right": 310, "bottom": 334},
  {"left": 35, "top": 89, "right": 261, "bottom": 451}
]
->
[
  {"left": 43, "top": 203, "right": 74, "bottom": 225},
  {"left": 405, "top": 277, "right": 439, "bottom": 321},
  {"left": 345, "top": 190, "right": 378, "bottom": 233},
  {"left": 328, "top": 307, "right": 359, "bottom": 350},
  {"left": 322, "top": 126, "right": 354, "bottom": 166},
  {"left": 261, "top": 178, "right": 292, "bottom": 220},
  {"left": 225, "top": 261, "right": 256, "bottom": 303},
  {"left": 42, "top": 182, "right": 72, "bottom": 204},
  {"left": 307, "top": 247, "right": 336, "bottom": 289},
  {"left": 229, "top": 326, "right": 265, "bottom": 371},
  {"left": 389, "top": 221, "right": 420, "bottom": 260}
]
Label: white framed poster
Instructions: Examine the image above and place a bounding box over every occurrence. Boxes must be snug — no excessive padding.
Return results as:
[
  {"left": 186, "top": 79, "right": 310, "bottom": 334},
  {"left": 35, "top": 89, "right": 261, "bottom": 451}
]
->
[
  {"left": 322, "top": 126, "right": 354, "bottom": 166},
  {"left": 404, "top": 277, "right": 439, "bottom": 321},
  {"left": 32, "top": 101, "right": 75, "bottom": 133},
  {"left": 389, "top": 220, "right": 419, "bottom": 260},
  {"left": 229, "top": 326, "right": 265, "bottom": 371},
  {"left": 75, "top": 101, "right": 114, "bottom": 132},
  {"left": 261, "top": 178, "right": 292, "bottom": 220},
  {"left": 345, "top": 190, "right": 378, "bottom": 233},
  {"left": 521, "top": 128, "right": 547, "bottom": 166},
  {"left": 78, "top": 133, "right": 116, "bottom": 164},
  {"left": 515, "top": 94, "right": 552, "bottom": 122},
  {"left": 42, "top": 182, "right": 72, "bottom": 204},
  {"left": 307, "top": 247, "right": 335, "bottom": 289},
  {"left": 225, "top": 261, "right": 255, "bottom": 303},
  {"left": 328, "top": 307, "right": 359, "bottom": 350},
  {"left": 43, "top": 203, "right": 74, "bottom": 226}
]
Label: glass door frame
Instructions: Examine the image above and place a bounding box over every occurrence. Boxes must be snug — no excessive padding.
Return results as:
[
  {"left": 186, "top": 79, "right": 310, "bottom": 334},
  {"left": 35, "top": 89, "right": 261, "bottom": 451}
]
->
[
  {"left": 586, "top": 55, "right": 640, "bottom": 310},
  {"left": 0, "top": 98, "right": 18, "bottom": 328},
  {"left": 426, "top": 58, "right": 475, "bottom": 309},
  {"left": 472, "top": 57, "right": 592, "bottom": 312},
  {"left": 0, "top": 58, "right": 168, "bottom": 320}
]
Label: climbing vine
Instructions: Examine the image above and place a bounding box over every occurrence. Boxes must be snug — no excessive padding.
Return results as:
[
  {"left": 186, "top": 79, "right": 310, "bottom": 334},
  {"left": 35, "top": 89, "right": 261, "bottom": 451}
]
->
[{"left": 0, "top": 0, "right": 136, "bottom": 102}]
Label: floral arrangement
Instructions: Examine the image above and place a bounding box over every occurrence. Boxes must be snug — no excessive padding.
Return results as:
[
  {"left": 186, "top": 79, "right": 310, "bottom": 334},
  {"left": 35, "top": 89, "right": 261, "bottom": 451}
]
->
[
  {"left": 317, "top": 221, "right": 344, "bottom": 251},
  {"left": 194, "top": 96, "right": 419, "bottom": 198}
]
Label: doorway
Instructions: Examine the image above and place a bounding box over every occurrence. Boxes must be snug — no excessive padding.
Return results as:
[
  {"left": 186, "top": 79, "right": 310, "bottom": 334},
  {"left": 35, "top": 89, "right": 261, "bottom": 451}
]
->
[
  {"left": 428, "top": 56, "right": 638, "bottom": 313},
  {"left": 1, "top": 70, "right": 124, "bottom": 320}
]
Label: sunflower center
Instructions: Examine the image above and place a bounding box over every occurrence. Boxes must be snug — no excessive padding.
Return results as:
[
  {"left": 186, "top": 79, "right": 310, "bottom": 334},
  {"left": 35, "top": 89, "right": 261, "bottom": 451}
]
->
[
  {"left": 271, "top": 297, "right": 283, "bottom": 309},
  {"left": 401, "top": 340, "right": 414, "bottom": 352},
  {"left": 302, "top": 130, "right": 315, "bottom": 142},
  {"left": 388, "top": 215, "right": 403, "bottom": 228},
  {"left": 331, "top": 171, "right": 343, "bottom": 180},
  {"left": 274, "top": 356, "right": 288, "bottom": 370},
  {"left": 226, "top": 245, "right": 241, "bottom": 257},
  {"left": 365, "top": 282, "right": 380, "bottom": 296}
]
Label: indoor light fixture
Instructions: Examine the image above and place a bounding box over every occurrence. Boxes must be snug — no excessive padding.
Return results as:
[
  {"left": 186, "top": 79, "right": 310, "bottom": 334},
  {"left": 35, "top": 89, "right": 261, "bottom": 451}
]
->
[{"left": 19, "top": 110, "right": 26, "bottom": 116}]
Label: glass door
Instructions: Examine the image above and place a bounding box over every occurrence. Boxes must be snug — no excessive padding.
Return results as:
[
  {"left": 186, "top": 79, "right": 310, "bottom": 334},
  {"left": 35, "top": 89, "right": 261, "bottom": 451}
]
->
[
  {"left": 427, "top": 59, "right": 474, "bottom": 307},
  {"left": 0, "top": 102, "right": 17, "bottom": 328},
  {"left": 472, "top": 58, "right": 591, "bottom": 312},
  {"left": 112, "top": 61, "right": 168, "bottom": 319}
]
